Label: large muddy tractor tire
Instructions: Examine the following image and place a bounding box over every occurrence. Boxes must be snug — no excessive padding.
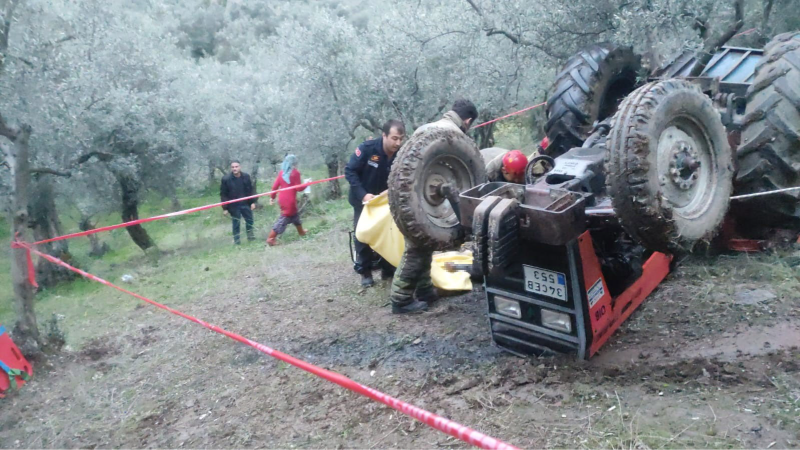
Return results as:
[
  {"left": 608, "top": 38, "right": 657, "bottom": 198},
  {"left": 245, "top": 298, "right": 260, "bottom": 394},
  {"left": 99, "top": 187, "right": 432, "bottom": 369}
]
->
[
  {"left": 545, "top": 43, "right": 642, "bottom": 157},
  {"left": 607, "top": 80, "right": 734, "bottom": 254},
  {"left": 734, "top": 31, "right": 800, "bottom": 229},
  {"left": 389, "top": 128, "right": 487, "bottom": 250}
]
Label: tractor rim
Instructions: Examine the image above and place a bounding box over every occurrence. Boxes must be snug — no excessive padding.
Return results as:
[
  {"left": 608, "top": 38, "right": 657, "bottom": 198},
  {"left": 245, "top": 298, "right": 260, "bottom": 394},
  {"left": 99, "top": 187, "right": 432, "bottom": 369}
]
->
[
  {"left": 420, "top": 154, "right": 473, "bottom": 228},
  {"left": 656, "top": 117, "right": 718, "bottom": 220}
]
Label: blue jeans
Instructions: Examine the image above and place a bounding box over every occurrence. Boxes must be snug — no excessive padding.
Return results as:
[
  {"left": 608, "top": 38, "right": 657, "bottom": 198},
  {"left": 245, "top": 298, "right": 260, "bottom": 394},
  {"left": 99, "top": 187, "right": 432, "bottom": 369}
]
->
[{"left": 229, "top": 204, "right": 254, "bottom": 244}]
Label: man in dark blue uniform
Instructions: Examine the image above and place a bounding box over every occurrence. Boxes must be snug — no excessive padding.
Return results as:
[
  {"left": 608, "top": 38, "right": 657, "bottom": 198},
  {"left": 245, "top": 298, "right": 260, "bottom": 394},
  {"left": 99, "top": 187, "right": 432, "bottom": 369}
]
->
[{"left": 345, "top": 119, "right": 405, "bottom": 287}]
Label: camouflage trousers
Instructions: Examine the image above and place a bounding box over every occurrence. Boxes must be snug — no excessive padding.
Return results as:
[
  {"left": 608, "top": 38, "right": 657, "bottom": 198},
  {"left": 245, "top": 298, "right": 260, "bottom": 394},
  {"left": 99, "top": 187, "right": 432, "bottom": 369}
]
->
[{"left": 390, "top": 241, "right": 435, "bottom": 307}]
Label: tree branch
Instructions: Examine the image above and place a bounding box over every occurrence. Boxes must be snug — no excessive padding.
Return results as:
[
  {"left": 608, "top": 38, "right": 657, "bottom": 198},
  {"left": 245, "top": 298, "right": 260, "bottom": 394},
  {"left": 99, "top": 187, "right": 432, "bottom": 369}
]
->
[
  {"left": 84, "top": 95, "right": 105, "bottom": 111},
  {"left": 30, "top": 168, "right": 71, "bottom": 177},
  {"left": 690, "top": 0, "right": 744, "bottom": 76},
  {"left": 462, "top": 0, "right": 538, "bottom": 49},
  {"left": 425, "top": 99, "right": 448, "bottom": 124},
  {"left": 465, "top": 0, "right": 481, "bottom": 15},
  {"left": 486, "top": 28, "right": 525, "bottom": 45},
  {"left": 419, "top": 30, "right": 466, "bottom": 48},
  {"left": 0, "top": 0, "right": 21, "bottom": 54},
  {"left": 75, "top": 151, "right": 114, "bottom": 165},
  {"left": 551, "top": 21, "right": 614, "bottom": 38},
  {"left": 7, "top": 53, "right": 33, "bottom": 67},
  {"left": 42, "top": 35, "right": 76, "bottom": 49}
]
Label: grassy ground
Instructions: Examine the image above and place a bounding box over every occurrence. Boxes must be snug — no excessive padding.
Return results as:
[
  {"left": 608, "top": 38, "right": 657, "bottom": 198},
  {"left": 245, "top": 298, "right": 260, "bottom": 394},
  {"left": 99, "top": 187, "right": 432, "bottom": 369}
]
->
[{"left": 0, "top": 169, "right": 351, "bottom": 347}]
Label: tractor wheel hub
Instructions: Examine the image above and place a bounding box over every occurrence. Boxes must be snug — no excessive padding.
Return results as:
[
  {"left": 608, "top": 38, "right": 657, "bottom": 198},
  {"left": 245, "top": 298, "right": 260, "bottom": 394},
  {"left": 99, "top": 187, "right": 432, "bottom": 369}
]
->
[{"left": 668, "top": 141, "right": 701, "bottom": 191}]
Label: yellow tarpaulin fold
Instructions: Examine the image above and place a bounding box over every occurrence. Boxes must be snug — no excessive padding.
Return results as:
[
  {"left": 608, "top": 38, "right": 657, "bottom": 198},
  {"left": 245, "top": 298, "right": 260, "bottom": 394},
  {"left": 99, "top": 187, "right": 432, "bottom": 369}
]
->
[{"left": 355, "top": 193, "right": 472, "bottom": 291}]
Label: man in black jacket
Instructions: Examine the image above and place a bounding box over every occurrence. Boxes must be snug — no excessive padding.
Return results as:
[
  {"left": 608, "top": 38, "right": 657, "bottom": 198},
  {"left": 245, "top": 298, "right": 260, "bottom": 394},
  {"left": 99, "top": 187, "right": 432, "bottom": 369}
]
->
[
  {"left": 220, "top": 160, "right": 256, "bottom": 245},
  {"left": 345, "top": 119, "right": 405, "bottom": 287}
]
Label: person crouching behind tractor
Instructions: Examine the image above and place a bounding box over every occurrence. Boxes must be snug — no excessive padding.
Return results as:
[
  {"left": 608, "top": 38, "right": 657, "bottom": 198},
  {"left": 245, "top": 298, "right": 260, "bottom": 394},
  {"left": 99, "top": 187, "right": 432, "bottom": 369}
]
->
[
  {"left": 267, "top": 154, "right": 307, "bottom": 246},
  {"left": 481, "top": 137, "right": 551, "bottom": 184},
  {"left": 481, "top": 148, "right": 528, "bottom": 183}
]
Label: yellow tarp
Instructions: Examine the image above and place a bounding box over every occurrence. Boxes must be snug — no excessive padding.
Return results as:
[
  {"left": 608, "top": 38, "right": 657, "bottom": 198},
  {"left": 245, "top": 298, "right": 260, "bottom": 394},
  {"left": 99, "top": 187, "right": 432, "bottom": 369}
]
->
[{"left": 355, "top": 193, "right": 472, "bottom": 291}]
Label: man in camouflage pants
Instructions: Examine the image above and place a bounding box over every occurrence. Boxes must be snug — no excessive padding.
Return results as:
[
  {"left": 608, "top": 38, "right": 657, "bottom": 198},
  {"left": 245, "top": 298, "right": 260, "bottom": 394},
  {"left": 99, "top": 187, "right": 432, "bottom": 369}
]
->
[{"left": 390, "top": 99, "right": 480, "bottom": 314}]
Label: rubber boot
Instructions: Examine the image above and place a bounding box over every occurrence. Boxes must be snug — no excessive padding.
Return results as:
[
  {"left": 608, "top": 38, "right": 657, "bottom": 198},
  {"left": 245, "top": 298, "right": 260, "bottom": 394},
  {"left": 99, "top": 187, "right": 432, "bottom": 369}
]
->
[
  {"left": 266, "top": 230, "right": 278, "bottom": 247},
  {"left": 392, "top": 300, "right": 428, "bottom": 314},
  {"left": 381, "top": 267, "right": 395, "bottom": 280},
  {"left": 361, "top": 272, "right": 375, "bottom": 287},
  {"left": 415, "top": 288, "right": 439, "bottom": 304},
  {"left": 296, "top": 225, "right": 307, "bottom": 237}
]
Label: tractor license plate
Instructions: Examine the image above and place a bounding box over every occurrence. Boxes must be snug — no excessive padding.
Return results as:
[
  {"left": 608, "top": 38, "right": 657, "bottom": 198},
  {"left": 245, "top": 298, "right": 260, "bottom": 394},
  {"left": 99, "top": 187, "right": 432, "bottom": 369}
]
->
[{"left": 523, "top": 265, "right": 567, "bottom": 301}]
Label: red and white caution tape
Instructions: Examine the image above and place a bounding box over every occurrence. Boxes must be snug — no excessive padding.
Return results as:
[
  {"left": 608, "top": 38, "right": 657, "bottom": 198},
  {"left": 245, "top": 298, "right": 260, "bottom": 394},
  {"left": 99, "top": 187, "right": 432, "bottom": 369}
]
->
[{"left": 473, "top": 102, "right": 547, "bottom": 129}]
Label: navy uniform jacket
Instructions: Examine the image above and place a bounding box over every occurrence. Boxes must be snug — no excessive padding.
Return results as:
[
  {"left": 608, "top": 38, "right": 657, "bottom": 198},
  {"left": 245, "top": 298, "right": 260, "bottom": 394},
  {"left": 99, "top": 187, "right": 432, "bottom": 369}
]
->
[{"left": 344, "top": 137, "right": 395, "bottom": 208}]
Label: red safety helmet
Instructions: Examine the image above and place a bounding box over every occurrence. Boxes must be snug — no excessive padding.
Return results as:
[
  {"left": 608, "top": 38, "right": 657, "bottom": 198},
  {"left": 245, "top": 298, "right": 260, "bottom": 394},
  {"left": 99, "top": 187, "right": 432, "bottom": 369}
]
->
[{"left": 502, "top": 150, "right": 527, "bottom": 176}]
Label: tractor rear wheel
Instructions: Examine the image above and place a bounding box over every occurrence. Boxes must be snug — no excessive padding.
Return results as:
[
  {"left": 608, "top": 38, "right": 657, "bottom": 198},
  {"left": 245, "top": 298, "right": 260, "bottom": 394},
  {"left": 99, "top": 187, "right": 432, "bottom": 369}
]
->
[
  {"left": 606, "top": 80, "right": 734, "bottom": 254},
  {"left": 388, "top": 128, "right": 487, "bottom": 250},
  {"left": 545, "top": 43, "right": 642, "bottom": 157},
  {"left": 734, "top": 31, "right": 800, "bottom": 229}
]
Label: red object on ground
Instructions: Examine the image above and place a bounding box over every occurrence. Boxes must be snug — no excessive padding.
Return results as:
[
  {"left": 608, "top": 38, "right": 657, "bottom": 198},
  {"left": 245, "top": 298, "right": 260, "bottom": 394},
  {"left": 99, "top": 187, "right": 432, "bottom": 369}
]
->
[
  {"left": 32, "top": 175, "right": 345, "bottom": 246},
  {"left": 17, "top": 242, "right": 518, "bottom": 450},
  {"left": 726, "top": 239, "right": 766, "bottom": 252},
  {"left": 719, "top": 216, "right": 767, "bottom": 252},
  {"left": 0, "top": 325, "right": 33, "bottom": 398},
  {"left": 270, "top": 168, "right": 304, "bottom": 217},
  {"left": 502, "top": 150, "right": 528, "bottom": 176}
]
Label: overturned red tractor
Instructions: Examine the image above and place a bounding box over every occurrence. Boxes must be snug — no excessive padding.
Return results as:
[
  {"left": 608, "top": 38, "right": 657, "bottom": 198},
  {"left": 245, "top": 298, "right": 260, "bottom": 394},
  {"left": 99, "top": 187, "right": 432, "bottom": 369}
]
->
[{"left": 388, "top": 32, "right": 800, "bottom": 358}]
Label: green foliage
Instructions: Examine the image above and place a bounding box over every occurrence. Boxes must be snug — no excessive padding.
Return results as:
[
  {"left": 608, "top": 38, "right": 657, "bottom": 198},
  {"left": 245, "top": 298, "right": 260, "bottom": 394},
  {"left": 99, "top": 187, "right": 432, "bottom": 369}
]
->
[{"left": 3, "top": 0, "right": 800, "bottom": 219}]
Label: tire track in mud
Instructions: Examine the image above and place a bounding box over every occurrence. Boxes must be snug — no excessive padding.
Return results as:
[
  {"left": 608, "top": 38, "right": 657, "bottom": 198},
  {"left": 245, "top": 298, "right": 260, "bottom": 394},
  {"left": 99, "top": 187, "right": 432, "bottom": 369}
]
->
[{"left": 594, "top": 321, "right": 800, "bottom": 367}]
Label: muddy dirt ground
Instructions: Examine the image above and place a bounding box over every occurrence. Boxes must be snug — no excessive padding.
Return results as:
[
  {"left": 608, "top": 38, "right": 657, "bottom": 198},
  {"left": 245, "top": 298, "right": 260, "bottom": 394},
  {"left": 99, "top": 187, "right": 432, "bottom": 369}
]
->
[{"left": 1, "top": 228, "right": 799, "bottom": 448}]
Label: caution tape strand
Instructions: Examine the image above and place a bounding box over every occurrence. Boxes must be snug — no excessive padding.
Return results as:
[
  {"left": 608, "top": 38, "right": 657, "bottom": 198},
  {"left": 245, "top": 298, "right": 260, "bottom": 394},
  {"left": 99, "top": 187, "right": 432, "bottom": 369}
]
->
[
  {"left": 473, "top": 102, "right": 546, "bottom": 129},
  {"left": 16, "top": 242, "right": 519, "bottom": 450}
]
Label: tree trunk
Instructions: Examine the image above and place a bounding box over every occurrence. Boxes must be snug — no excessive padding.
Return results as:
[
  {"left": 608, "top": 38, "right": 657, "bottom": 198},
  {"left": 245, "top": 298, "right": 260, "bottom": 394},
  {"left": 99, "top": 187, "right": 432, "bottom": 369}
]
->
[
  {"left": 79, "top": 214, "right": 109, "bottom": 257},
  {"left": 690, "top": 0, "right": 745, "bottom": 76},
  {"left": 325, "top": 155, "right": 341, "bottom": 200},
  {"left": 29, "top": 179, "right": 75, "bottom": 287},
  {"left": 170, "top": 192, "right": 181, "bottom": 211},
  {"left": 474, "top": 123, "right": 495, "bottom": 149},
  {"left": 117, "top": 173, "right": 157, "bottom": 252},
  {"left": 207, "top": 159, "right": 216, "bottom": 186},
  {"left": 251, "top": 156, "right": 262, "bottom": 195},
  {"left": 760, "top": 0, "right": 775, "bottom": 45},
  {"left": 4, "top": 124, "right": 41, "bottom": 352}
]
